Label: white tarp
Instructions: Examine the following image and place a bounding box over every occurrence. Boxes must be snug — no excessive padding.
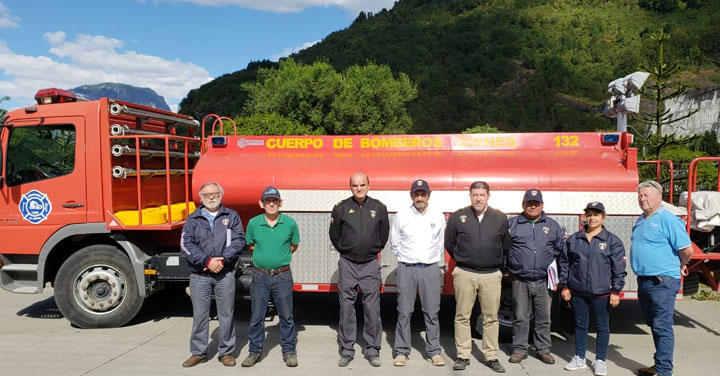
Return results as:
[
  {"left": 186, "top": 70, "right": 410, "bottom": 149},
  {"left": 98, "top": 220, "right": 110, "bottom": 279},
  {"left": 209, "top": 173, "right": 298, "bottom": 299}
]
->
[{"left": 679, "top": 191, "right": 720, "bottom": 232}]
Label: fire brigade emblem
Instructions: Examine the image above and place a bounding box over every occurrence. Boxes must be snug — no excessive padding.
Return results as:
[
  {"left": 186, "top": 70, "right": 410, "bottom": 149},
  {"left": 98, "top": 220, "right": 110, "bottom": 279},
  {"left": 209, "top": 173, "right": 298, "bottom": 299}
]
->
[
  {"left": 348, "top": 209, "right": 355, "bottom": 214},
  {"left": 19, "top": 190, "right": 52, "bottom": 224},
  {"left": 370, "top": 210, "right": 377, "bottom": 218},
  {"left": 543, "top": 227, "right": 550, "bottom": 234},
  {"left": 531, "top": 190, "right": 538, "bottom": 196},
  {"left": 599, "top": 243, "right": 607, "bottom": 250},
  {"left": 222, "top": 219, "right": 230, "bottom": 226},
  {"left": 460, "top": 215, "right": 467, "bottom": 223}
]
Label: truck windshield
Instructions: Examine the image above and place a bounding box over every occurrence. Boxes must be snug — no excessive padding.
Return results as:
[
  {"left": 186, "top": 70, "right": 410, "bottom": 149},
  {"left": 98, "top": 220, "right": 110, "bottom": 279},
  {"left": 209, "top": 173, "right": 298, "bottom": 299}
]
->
[{"left": 5, "top": 125, "right": 76, "bottom": 186}]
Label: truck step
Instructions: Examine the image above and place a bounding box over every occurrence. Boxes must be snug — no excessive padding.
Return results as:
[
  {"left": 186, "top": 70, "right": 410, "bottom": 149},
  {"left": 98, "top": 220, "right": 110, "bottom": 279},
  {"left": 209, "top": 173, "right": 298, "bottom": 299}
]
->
[
  {"left": 11, "top": 286, "right": 39, "bottom": 294},
  {"left": 1, "top": 263, "right": 39, "bottom": 272}
]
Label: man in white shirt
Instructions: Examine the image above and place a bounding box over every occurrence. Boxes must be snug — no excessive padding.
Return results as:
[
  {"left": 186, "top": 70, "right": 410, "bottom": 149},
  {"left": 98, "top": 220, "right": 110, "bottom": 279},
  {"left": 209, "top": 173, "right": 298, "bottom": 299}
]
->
[{"left": 391, "top": 179, "right": 447, "bottom": 367}]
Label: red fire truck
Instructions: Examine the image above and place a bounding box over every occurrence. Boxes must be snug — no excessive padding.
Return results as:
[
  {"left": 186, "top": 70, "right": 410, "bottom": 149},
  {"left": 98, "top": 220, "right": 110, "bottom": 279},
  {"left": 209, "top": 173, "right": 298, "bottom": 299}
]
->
[{"left": 1, "top": 90, "right": 717, "bottom": 328}]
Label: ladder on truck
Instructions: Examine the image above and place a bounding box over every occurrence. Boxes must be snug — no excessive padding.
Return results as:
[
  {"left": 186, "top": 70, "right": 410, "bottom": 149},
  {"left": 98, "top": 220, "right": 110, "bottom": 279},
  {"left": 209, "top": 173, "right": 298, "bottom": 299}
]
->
[{"left": 106, "top": 100, "right": 201, "bottom": 229}]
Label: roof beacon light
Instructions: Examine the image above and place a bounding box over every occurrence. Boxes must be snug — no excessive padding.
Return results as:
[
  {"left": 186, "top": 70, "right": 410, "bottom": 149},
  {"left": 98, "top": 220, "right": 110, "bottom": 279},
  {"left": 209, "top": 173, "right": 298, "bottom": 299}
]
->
[
  {"left": 211, "top": 136, "right": 227, "bottom": 147},
  {"left": 601, "top": 133, "right": 620, "bottom": 145},
  {"left": 34, "top": 88, "right": 77, "bottom": 105}
]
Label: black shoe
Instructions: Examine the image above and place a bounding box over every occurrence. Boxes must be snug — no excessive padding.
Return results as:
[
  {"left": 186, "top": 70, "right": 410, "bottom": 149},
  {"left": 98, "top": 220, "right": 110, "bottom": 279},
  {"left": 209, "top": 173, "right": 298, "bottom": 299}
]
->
[
  {"left": 338, "top": 355, "right": 353, "bottom": 367},
  {"left": 453, "top": 358, "right": 470, "bottom": 370},
  {"left": 485, "top": 359, "right": 506, "bottom": 373},
  {"left": 368, "top": 354, "right": 381, "bottom": 367}
]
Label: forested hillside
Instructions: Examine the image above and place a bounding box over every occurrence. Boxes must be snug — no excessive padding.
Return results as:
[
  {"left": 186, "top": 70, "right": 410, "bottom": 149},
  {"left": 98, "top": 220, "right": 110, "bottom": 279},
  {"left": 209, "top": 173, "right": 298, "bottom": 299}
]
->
[{"left": 179, "top": 0, "right": 720, "bottom": 134}]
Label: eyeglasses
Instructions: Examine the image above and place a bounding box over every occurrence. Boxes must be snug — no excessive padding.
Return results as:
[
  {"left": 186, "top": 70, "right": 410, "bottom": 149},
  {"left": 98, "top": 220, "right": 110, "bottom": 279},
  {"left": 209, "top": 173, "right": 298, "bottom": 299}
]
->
[{"left": 201, "top": 192, "right": 221, "bottom": 199}]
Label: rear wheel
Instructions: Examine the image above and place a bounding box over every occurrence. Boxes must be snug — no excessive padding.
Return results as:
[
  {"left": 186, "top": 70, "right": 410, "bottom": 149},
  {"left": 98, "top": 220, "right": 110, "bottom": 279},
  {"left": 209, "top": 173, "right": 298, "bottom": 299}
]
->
[
  {"left": 682, "top": 272, "right": 700, "bottom": 296},
  {"left": 54, "top": 245, "right": 144, "bottom": 328}
]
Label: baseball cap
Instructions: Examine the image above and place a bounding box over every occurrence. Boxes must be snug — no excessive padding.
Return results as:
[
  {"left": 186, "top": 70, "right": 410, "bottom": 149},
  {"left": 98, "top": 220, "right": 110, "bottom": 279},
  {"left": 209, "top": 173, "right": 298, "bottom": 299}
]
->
[
  {"left": 261, "top": 186, "right": 281, "bottom": 200},
  {"left": 584, "top": 201, "right": 605, "bottom": 212},
  {"left": 523, "top": 189, "right": 543, "bottom": 203},
  {"left": 411, "top": 179, "right": 430, "bottom": 193}
]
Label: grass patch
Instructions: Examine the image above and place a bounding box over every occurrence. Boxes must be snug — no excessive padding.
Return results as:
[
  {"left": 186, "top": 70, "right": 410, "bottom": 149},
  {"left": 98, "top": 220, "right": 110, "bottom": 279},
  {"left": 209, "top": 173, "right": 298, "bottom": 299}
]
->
[{"left": 691, "top": 283, "right": 720, "bottom": 301}]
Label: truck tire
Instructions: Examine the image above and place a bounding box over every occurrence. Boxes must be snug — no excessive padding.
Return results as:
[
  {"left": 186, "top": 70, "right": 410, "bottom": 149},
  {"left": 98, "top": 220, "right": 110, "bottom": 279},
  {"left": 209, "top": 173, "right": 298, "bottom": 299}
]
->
[
  {"left": 54, "top": 245, "right": 145, "bottom": 328},
  {"left": 682, "top": 272, "right": 700, "bottom": 296}
]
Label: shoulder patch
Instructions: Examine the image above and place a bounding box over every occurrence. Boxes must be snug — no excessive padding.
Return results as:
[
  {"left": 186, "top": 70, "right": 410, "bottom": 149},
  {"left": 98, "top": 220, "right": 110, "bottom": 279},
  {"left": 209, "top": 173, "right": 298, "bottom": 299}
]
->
[
  {"left": 335, "top": 200, "right": 343, "bottom": 207},
  {"left": 376, "top": 199, "right": 386, "bottom": 207}
]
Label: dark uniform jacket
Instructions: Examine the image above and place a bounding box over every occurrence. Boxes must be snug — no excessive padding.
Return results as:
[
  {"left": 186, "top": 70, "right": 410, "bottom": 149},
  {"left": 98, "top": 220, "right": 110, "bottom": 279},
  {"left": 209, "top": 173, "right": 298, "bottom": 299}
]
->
[
  {"left": 181, "top": 205, "right": 246, "bottom": 275},
  {"left": 558, "top": 226, "right": 627, "bottom": 295},
  {"left": 329, "top": 196, "right": 389, "bottom": 263},
  {"left": 445, "top": 206, "right": 510, "bottom": 272},
  {"left": 508, "top": 212, "right": 565, "bottom": 281}
]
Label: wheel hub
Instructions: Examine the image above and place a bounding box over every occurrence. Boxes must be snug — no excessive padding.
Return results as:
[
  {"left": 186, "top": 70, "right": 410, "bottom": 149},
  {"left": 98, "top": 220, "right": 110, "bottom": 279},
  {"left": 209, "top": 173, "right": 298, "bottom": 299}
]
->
[{"left": 74, "top": 266, "right": 126, "bottom": 313}]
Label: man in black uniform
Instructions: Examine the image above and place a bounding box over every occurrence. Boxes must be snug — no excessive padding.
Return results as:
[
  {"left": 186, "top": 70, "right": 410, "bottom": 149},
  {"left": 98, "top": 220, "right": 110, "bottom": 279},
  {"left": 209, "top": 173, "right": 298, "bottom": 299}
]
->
[
  {"left": 330, "top": 172, "right": 390, "bottom": 368},
  {"left": 445, "top": 180, "right": 511, "bottom": 373}
]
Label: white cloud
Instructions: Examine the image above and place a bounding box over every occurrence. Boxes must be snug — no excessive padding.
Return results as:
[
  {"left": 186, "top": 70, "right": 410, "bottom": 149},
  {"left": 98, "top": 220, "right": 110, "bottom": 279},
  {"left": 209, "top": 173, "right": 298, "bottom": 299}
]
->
[
  {"left": 0, "top": 32, "right": 212, "bottom": 110},
  {"left": 0, "top": 2, "right": 21, "bottom": 28},
  {"left": 161, "top": 0, "right": 395, "bottom": 14},
  {"left": 271, "top": 40, "right": 320, "bottom": 61}
]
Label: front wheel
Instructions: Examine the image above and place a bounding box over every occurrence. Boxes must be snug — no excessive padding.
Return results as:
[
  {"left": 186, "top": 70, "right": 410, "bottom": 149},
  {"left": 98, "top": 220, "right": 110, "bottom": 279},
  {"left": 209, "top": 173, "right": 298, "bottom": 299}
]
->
[{"left": 54, "top": 245, "right": 145, "bottom": 328}]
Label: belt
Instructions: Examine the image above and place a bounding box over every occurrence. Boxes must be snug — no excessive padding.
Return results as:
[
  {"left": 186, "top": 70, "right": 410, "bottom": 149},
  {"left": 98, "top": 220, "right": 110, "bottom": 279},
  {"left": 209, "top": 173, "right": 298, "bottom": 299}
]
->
[
  {"left": 516, "top": 276, "right": 547, "bottom": 284},
  {"left": 253, "top": 265, "right": 291, "bottom": 275},
  {"left": 400, "top": 262, "right": 434, "bottom": 267}
]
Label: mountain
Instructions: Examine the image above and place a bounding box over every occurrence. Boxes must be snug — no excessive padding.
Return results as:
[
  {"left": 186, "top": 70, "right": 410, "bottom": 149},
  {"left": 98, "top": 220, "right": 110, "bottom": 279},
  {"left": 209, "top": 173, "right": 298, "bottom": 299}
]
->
[
  {"left": 70, "top": 83, "right": 171, "bottom": 111},
  {"left": 179, "top": 0, "right": 720, "bottom": 134}
]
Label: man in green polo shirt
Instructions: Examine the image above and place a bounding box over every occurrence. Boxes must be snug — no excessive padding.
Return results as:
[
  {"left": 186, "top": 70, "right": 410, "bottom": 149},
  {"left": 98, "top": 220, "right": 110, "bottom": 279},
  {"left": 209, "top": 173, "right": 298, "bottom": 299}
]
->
[{"left": 241, "top": 186, "right": 300, "bottom": 368}]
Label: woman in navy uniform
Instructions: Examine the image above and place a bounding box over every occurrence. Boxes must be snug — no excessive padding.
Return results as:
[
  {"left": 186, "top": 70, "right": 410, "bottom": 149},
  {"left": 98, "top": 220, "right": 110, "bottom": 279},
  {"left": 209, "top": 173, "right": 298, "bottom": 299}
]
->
[{"left": 559, "top": 201, "right": 626, "bottom": 376}]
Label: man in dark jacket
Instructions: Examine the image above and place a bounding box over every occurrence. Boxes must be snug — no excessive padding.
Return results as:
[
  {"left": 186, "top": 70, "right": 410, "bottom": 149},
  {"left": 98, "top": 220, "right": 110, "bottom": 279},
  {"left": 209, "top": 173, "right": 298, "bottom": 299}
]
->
[
  {"left": 180, "top": 182, "right": 246, "bottom": 368},
  {"left": 330, "top": 172, "right": 389, "bottom": 368},
  {"left": 445, "top": 181, "right": 510, "bottom": 373},
  {"left": 507, "top": 189, "right": 565, "bottom": 365}
]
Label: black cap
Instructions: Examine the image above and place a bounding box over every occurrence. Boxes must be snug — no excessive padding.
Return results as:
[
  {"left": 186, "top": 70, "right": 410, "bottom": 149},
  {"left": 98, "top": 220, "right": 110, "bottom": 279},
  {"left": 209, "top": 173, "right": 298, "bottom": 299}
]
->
[
  {"left": 523, "top": 189, "right": 543, "bottom": 203},
  {"left": 411, "top": 179, "right": 430, "bottom": 193},
  {"left": 584, "top": 201, "right": 605, "bottom": 212},
  {"left": 261, "top": 186, "right": 281, "bottom": 200}
]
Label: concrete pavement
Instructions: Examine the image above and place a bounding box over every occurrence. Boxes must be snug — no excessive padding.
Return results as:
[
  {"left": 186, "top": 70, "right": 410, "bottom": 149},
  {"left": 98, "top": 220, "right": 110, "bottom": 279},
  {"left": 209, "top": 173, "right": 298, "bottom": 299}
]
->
[{"left": 1, "top": 286, "right": 718, "bottom": 375}]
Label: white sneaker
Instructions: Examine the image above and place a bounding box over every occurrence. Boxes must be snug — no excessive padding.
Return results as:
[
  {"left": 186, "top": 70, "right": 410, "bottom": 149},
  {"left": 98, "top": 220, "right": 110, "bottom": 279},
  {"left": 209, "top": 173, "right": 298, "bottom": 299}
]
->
[
  {"left": 564, "top": 355, "right": 587, "bottom": 371},
  {"left": 592, "top": 360, "right": 607, "bottom": 376}
]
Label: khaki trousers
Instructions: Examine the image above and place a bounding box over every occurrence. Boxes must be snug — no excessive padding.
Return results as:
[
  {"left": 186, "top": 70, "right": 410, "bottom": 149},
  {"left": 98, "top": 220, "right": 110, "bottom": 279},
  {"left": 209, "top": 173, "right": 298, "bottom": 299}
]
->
[{"left": 452, "top": 267, "right": 502, "bottom": 360}]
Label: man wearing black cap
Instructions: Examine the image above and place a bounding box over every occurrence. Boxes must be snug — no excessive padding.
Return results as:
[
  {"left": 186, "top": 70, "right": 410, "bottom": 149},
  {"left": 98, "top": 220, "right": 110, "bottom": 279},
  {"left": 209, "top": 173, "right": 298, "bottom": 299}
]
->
[
  {"left": 507, "top": 189, "right": 565, "bottom": 366},
  {"left": 390, "top": 179, "right": 447, "bottom": 367},
  {"left": 242, "top": 186, "right": 300, "bottom": 368},
  {"left": 330, "top": 172, "right": 390, "bottom": 367}
]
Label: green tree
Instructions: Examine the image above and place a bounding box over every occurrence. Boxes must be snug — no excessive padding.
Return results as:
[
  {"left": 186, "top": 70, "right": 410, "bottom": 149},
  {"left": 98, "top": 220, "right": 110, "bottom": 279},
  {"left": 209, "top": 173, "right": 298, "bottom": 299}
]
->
[
  {"left": 243, "top": 59, "right": 417, "bottom": 135},
  {"left": 0, "top": 96, "right": 9, "bottom": 125},
  {"left": 633, "top": 28, "right": 699, "bottom": 160},
  {"left": 462, "top": 124, "right": 502, "bottom": 133},
  {"left": 235, "top": 113, "right": 323, "bottom": 135}
]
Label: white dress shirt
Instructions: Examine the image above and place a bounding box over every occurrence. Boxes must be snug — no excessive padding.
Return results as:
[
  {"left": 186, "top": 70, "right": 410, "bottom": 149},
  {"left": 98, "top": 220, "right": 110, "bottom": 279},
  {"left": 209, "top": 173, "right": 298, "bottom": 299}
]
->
[{"left": 391, "top": 203, "right": 447, "bottom": 264}]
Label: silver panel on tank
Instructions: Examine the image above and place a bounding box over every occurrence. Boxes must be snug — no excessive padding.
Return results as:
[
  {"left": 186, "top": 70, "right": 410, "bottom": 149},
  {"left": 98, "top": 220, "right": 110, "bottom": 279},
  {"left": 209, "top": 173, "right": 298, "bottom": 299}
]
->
[
  {"left": 288, "top": 212, "right": 332, "bottom": 284},
  {"left": 603, "top": 216, "right": 638, "bottom": 292}
]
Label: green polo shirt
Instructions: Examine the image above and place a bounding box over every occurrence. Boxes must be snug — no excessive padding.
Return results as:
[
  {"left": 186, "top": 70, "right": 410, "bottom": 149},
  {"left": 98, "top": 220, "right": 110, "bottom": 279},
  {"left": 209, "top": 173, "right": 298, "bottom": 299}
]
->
[{"left": 246, "top": 213, "right": 300, "bottom": 270}]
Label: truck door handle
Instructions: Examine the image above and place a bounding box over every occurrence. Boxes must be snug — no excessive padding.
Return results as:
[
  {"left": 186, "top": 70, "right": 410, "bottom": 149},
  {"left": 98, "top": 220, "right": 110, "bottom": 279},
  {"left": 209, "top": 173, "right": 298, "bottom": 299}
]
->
[{"left": 62, "top": 202, "right": 85, "bottom": 208}]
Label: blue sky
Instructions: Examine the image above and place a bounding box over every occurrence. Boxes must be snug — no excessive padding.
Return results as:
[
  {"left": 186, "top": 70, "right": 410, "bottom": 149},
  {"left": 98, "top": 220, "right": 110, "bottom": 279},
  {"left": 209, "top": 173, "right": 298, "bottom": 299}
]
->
[{"left": 0, "top": 0, "right": 395, "bottom": 112}]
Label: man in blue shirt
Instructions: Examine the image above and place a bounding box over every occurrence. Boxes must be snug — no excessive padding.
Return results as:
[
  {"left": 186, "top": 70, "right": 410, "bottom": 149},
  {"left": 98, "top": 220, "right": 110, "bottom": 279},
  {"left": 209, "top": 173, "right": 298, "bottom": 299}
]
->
[{"left": 631, "top": 181, "right": 693, "bottom": 376}]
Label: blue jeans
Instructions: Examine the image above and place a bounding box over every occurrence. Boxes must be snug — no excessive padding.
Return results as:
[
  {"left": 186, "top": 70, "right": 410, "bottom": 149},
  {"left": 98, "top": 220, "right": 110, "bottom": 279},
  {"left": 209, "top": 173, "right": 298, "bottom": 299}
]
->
[
  {"left": 571, "top": 294, "right": 610, "bottom": 361},
  {"left": 189, "top": 271, "right": 236, "bottom": 357},
  {"left": 248, "top": 268, "right": 297, "bottom": 356},
  {"left": 638, "top": 276, "right": 680, "bottom": 376}
]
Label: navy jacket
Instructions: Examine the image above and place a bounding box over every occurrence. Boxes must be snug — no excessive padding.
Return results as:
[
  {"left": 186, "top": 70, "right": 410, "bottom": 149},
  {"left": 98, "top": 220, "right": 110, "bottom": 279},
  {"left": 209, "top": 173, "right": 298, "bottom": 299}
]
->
[
  {"left": 445, "top": 206, "right": 510, "bottom": 272},
  {"left": 508, "top": 212, "right": 565, "bottom": 281},
  {"left": 181, "top": 205, "right": 246, "bottom": 275},
  {"left": 559, "top": 226, "right": 627, "bottom": 295}
]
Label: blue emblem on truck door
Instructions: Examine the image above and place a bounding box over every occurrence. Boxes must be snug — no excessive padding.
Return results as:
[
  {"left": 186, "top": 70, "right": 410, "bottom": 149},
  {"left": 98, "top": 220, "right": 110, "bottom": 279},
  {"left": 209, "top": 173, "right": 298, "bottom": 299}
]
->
[{"left": 19, "top": 190, "right": 52, "bottom": 224}]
